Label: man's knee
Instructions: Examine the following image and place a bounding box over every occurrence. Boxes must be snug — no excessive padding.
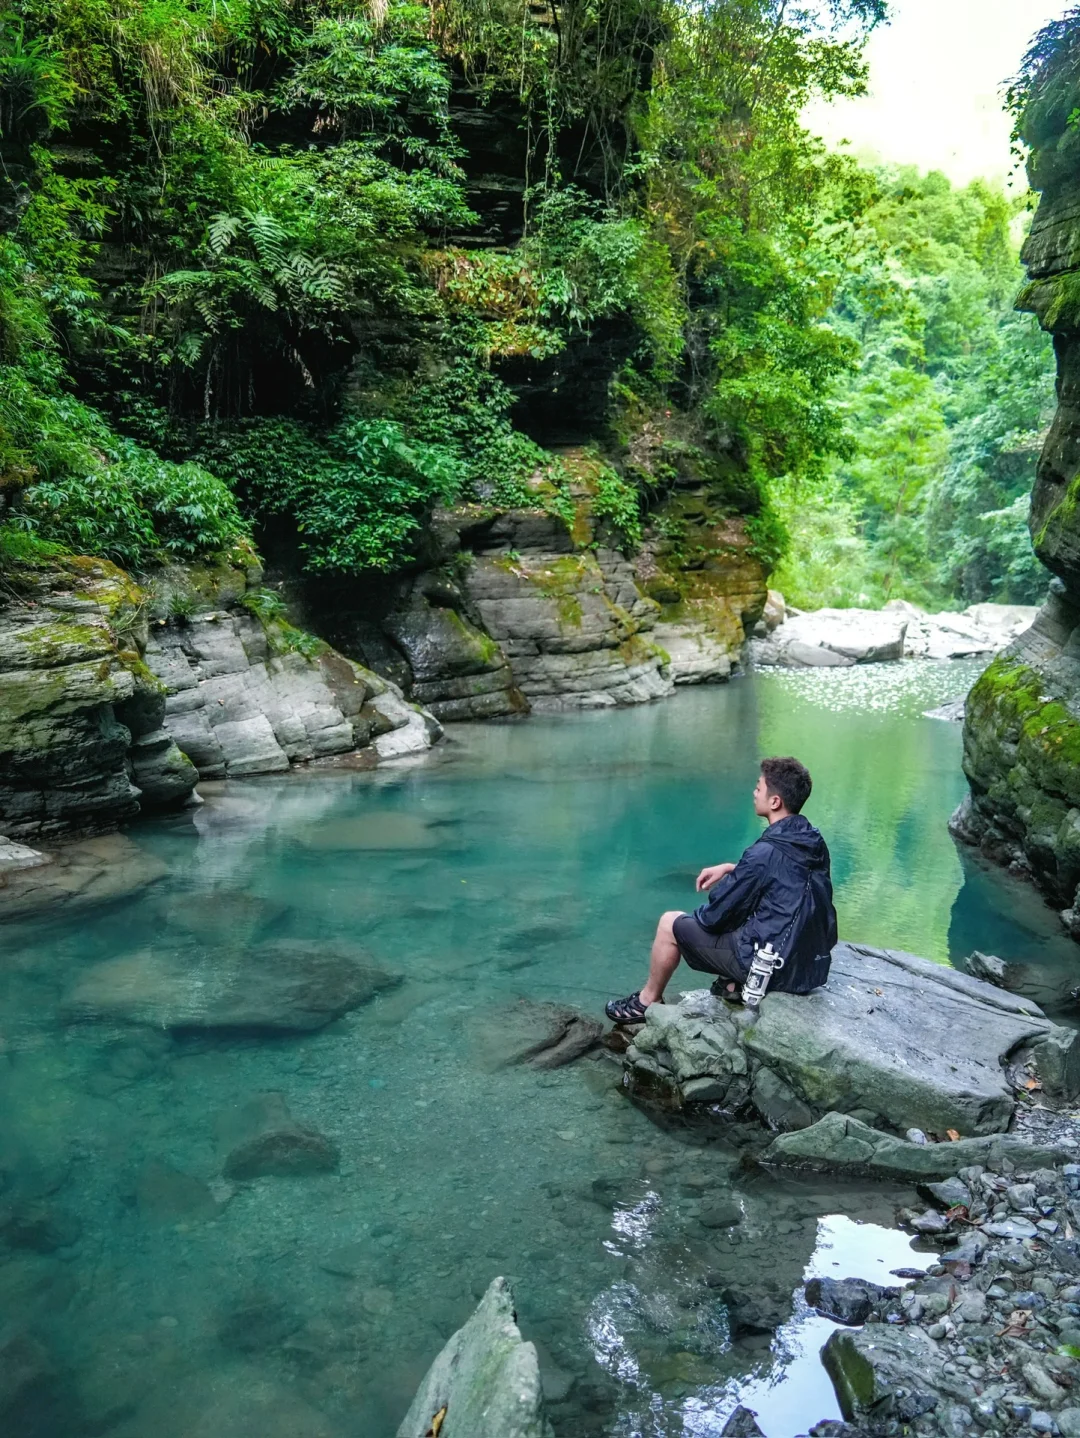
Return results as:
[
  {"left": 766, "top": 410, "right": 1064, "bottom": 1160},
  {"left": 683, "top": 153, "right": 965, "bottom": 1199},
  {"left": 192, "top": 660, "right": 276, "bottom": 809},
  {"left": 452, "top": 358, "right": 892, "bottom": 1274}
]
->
[{"left": 658, "top": 910, "right": 684, "bottom": 940}]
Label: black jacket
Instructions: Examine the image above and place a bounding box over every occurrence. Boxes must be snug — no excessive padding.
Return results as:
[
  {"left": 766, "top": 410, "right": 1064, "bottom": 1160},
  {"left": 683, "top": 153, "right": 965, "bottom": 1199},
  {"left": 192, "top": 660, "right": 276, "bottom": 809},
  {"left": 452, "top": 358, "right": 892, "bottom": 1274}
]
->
[{"left": 693, "top": 814, "right": 837, "bottom": 994}]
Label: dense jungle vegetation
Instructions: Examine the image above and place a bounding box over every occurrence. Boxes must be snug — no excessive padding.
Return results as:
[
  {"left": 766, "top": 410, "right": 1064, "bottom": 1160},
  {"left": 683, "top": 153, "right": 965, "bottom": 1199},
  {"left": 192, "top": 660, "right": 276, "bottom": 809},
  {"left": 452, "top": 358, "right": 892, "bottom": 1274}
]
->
[{"left": 0, "top": 0, "right": 1057, "bottom": 607}]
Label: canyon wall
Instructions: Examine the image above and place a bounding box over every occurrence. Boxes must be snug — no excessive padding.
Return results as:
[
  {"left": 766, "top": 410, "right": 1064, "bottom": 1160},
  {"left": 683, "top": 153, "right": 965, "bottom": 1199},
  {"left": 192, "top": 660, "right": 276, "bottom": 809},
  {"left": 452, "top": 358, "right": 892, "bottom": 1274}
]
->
[{"left": 953, "top": 75, "right": 1080, "bottom": 933}]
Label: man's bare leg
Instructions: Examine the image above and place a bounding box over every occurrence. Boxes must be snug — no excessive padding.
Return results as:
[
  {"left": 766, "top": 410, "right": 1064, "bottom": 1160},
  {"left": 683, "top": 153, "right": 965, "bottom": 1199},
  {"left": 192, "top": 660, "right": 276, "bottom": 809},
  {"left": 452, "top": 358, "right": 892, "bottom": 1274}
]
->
[{"left": 639, "top": 910, "right": 684, "bottom": 1006}]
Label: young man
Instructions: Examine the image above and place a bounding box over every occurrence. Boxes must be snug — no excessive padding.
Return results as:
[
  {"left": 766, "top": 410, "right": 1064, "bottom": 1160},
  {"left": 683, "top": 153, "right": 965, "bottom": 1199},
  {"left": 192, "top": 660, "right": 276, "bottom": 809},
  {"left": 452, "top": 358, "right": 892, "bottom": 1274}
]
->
[{"left": 606, "top": 756, "right": 837, "bottom": 1023}]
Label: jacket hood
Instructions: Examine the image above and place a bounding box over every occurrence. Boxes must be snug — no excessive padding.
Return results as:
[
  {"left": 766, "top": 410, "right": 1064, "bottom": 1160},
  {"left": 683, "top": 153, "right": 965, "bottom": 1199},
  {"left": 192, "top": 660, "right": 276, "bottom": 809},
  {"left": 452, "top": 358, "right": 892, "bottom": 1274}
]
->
[{"left": 758, "top": 813, "right": 829, "bottom": 869}]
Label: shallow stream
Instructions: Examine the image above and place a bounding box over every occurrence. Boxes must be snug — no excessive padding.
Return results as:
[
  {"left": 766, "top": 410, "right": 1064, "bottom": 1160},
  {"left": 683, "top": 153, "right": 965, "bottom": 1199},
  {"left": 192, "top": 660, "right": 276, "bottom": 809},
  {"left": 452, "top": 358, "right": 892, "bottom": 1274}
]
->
[{"left": 4, "top": 661, "right": 1078, "bottom": 1438}]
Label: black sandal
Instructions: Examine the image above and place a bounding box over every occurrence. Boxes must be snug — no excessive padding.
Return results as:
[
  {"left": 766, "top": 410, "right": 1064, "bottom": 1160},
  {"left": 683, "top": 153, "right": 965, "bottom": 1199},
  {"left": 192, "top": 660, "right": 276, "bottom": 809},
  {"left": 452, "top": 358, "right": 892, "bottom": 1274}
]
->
[
  {"left": 710, "top": 978, "right": 742, "bottom": 1003},
  {"left": 605, "top": 991, "right": 662, "bottom": 1024}
]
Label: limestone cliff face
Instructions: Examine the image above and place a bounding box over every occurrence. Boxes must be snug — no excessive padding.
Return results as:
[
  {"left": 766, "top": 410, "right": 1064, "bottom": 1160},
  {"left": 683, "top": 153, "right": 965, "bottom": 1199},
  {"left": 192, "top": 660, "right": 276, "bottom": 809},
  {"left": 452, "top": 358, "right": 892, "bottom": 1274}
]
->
[
  {"left": 0, "top": 553, "right": 197, "bottom": 839},
  {"left": 954, "top": 77, "right": 1080, "bottom": 933},
  {"left": 318, "top": 496, "right": 767, "bottom": 717},
  {"left": 0, "top": 549, "right": 443, "bottom": 840}
]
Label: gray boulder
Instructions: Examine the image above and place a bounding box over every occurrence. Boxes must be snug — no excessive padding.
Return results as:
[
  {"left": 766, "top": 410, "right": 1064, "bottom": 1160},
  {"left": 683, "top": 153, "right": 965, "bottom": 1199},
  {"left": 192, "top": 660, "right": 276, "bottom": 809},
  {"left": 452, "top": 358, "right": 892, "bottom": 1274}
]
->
[
  {"left": 396, "top": 1276, "right": 552, "bottom": 1438},
  {"left": 805, "top": 1276, "right": 887, "bottom": 1326},
  {"left": 624, "top": 942, "right": 1080, "bottom": 1137},
  {"left": 822, "top": 1324, "right": 947, "bottom": 1423},
  {"left": 753, "top": 609, "right": 907, "bottom": 667},
  {"left": 468, "top": 1001, "right": 602, "bottom": 1071},
  {"left": 146, "top": 611, "right": 442, "bottom": 777}
]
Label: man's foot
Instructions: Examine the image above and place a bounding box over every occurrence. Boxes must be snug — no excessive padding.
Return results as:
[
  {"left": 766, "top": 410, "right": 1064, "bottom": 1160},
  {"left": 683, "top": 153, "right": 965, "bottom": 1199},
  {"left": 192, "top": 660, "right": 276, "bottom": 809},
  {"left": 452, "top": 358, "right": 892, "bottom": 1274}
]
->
[
  {"left": 710, "top": 978, "right": 742, "bottom": 1003},
  {"left": 605, "top": 991, "right": 662, "bottom": 1024}
]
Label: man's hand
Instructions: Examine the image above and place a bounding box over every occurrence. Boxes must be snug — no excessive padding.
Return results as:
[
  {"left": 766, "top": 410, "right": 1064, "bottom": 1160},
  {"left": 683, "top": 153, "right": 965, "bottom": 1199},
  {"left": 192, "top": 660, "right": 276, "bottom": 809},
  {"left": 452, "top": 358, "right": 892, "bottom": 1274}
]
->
[{"left": 696, "top": 862, "right": 736, "bottom": 892}]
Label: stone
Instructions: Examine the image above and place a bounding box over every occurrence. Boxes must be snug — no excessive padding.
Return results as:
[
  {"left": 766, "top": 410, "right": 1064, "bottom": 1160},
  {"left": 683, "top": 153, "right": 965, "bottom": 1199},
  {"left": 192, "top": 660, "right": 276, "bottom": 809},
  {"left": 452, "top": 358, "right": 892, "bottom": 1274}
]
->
[
  {"left": 381, "top": 577, "right": 527, "bottom": 722},
  {"left": 467, "top": 1001, "right": 601, "bottom": 1071},
  {"left": 63, "top": 939, "right": 400, "bottom": 1032},
  {"left": 922, "top": 1178, "right": 973, "bottom": 1210},
  {"left": 625, "top": 941, "right": 1080, "bottom": 1134},
  {"left": 461, "top": 534, "right": 672, "bottom": 711},
  {"left": 396, "top": 1276, "right": 552, "bottom": 1438},
  {"left": 822, "top": 1324, "right": 945, "bottom": 1423},
  {"left": 0, "top": 837, "right": 48, "bottom": 871},
  {"left": 763, "top": 1112, "right": 1065, "bottom": 1180},
  {"left": 218, "top": 1093, "right": 339, "bottom": 1179},
  {"left": 753, "top": 608, "right": 907, "bottom": 667},
  {"left": 0, "top": 1330, "right": 61, "bottom": 1434},
  {"left": 146, "top": 611, "right": 442, "bottom": 777},
  {"left": 805, "top": 1277, "right": 885, "bottom": 1326},
  {"left": 966, "top": 949, "right": 1080, "bottom": 1011},
  {"left": 699, "top": 1198, "right": 742, "bottom": 1229},
  {"left": 1024, "top": 1361, "right": 1066, "bottom": 1406},
  {"left": 952, "top": 1289, "right": 988, "bottom": 1324},
  {"left": 982, "top": 1217, "right": 1038, "bottom": 1240},
  {"left": 751, "top": 1065, "right": 814, "bottom": 1131},
  {"left": 721, "top": 1406, "right": 766, "bottom": 1437},
  {"left": 136, "top": 1161, "right": 219, "bottom": 1222},
  {"left": 1057, "top": 1407, "right": 1080, "bottom": 1436},
  {"left": 0, "top": 833, "right": 168, "bottom": 921}
]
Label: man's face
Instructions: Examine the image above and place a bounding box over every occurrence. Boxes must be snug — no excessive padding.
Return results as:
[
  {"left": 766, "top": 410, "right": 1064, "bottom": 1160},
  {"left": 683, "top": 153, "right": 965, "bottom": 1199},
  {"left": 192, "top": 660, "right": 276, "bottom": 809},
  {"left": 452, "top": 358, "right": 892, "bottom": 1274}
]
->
[{"left": 753, "top": 774, "right": 777, "bottom": 818}]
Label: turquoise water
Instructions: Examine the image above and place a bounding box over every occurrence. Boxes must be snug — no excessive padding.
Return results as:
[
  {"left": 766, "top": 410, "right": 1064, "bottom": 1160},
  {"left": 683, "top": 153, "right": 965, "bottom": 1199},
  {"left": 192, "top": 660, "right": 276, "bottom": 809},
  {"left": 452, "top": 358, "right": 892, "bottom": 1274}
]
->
[{"left": 3, "top": 661, "right": 1077, "bottom": 1438}]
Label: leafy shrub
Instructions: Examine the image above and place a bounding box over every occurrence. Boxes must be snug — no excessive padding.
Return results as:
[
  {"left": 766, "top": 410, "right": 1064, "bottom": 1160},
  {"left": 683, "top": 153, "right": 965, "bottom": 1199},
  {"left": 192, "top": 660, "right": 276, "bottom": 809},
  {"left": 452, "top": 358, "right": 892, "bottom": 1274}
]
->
[{"left": 191, "top": 416, "right": 462, "bottom": 573}]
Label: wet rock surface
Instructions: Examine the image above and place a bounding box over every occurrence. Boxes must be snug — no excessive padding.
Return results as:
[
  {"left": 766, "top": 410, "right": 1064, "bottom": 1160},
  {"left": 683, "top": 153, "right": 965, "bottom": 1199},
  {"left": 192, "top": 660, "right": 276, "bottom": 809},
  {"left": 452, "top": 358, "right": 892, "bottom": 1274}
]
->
[
  {"left": 622, "top": 942, "right": 1079, "bottom": 1136},
  {"left": 804, "top": 1157, "right": 1080, "bottom": 1438},
  {"left": 218, "top": 1094, "right": 340, "bottom": 1180},
  {"left": 0, "top": 832, "right": 168, "bottom": 919},
  {"left": 396, "top": 1276, "right": 552, "bottom": 1438}
]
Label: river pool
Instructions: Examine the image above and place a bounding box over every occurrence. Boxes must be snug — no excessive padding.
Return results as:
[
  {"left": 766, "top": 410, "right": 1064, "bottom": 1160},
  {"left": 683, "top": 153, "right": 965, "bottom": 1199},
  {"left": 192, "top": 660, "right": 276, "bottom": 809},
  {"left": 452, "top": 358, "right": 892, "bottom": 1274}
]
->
[{"left": 3, "top": 661, "right": 1077, "bottom": 1438}]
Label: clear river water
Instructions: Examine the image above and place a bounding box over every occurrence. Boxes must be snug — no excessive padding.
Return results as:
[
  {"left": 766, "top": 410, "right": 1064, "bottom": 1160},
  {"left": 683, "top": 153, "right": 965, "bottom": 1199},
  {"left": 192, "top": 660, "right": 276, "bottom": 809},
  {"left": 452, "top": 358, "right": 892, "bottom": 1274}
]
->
[{"left": 4, "top": 660, "right": 1079, "bottom": 1438}]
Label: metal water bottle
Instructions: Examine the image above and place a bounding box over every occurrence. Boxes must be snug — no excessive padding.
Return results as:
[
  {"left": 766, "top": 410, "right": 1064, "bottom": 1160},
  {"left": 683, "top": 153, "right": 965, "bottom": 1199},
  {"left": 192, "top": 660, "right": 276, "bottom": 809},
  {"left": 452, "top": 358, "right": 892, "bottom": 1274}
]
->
[{"left": 742, "top": 941, "right": 785, "bottom": 1010}]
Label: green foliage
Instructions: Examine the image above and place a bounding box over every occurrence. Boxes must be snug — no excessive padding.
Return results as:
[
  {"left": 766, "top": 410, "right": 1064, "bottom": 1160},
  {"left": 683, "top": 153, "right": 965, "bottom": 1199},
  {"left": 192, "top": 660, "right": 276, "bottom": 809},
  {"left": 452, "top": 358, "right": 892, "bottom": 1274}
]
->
[
  {"left": 776, "top": 169, "right": 1055, "bottom": 609},
  {"left": 588, "top": 459, "right": 642, "bottom": 547},
  {"left": 188, "top": 416, "right": 462, "bottom": 573}
]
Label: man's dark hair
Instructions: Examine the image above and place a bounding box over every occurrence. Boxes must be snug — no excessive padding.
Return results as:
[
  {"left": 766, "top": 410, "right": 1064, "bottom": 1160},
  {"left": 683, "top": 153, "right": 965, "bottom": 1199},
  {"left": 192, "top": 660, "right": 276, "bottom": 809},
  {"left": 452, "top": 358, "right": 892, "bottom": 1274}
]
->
[{"left": 760, "top": 756, "right": 812, "bottom": 814}]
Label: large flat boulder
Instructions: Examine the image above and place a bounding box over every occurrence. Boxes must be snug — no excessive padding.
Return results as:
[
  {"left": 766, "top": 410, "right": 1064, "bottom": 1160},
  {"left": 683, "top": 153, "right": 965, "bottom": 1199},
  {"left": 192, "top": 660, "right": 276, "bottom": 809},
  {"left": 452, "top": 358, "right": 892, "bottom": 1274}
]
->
[
  {"left": 396, "top": 1277, "right": 552, "bottom": 1438},
  {"left": 752, "top": 609, "right": 907, "bottom": 666},
  {"left": 624, "top": 942, "right": 1080, "bottom": 1137}
]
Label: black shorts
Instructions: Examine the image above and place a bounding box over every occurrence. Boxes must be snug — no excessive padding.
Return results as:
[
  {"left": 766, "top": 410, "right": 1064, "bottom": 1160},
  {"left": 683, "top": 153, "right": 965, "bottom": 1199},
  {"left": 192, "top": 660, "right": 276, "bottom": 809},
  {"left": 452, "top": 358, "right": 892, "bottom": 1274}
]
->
[{"left": 672, "top": 913, "right": 748, "bottom": 983}]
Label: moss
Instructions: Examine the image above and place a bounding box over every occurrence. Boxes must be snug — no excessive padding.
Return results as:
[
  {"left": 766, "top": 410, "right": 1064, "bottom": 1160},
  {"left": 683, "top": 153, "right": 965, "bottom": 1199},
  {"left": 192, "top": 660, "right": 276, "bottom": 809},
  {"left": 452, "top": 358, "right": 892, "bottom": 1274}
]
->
[
  {"left": 444, "top": 608, "right": 504, "bottom": 664},
  {"left": 969, "top": 657, "right": 1080, "bottom": 808},
  {"left": 1033, "top": 470, "right": 1080, "bottom": 556},
  {"left": 556, "top": 595, "right": 583, "bottom": 627},
  {"left": 265, "top": 617, "right": 328, "bottom": 661}
]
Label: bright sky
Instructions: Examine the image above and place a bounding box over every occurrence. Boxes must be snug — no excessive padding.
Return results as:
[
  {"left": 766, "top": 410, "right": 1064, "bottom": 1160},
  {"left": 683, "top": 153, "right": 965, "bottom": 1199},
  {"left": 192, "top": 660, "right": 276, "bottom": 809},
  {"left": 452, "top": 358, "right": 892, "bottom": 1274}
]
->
[{"left": 804, "top": 0, "right": 1068, "bottom": 187}]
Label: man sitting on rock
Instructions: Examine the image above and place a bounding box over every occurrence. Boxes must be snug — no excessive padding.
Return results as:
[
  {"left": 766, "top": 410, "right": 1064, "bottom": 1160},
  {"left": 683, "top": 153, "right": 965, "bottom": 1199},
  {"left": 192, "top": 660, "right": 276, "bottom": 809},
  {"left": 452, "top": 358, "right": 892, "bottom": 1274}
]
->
[{"left": 605, "top": 756, "right": 837, "bottom": 1023}]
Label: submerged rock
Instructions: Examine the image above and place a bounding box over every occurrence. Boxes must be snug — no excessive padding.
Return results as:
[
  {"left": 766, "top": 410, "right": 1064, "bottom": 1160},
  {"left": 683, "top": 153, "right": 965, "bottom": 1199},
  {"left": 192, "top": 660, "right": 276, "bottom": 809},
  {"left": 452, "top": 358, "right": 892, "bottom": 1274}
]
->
[
  {"left": 63, "top": 939, "right": 401, "bottom": 1032},
  {"left": 468, "top": 1000, "right": 602, "bottom": 1071},
  {"left": 623, "top": 941, "right": 1080, "bottom": 1138},
  {"left": 0, "top": 832, "right": 168, "bottom": 920},
  {"left": 218, "top": 1093, "right": 339, "bottom": 1179},
  {"left": 396, "top": 1276, "right": 552, "bottom": 1438}
]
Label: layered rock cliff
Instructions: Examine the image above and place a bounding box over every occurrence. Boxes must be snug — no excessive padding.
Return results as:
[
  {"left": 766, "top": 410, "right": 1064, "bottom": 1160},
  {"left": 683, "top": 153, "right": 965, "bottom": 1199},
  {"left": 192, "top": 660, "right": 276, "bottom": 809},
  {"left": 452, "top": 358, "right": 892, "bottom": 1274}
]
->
[
  {"left": 0, "top": 546, "right": 442, "bottom": 841},
  {"left": 953, "top": 60, "right": 1080, "bottom": 933},
  {"left": 315, "top": 499, "right": 768, "bottom": 719}
]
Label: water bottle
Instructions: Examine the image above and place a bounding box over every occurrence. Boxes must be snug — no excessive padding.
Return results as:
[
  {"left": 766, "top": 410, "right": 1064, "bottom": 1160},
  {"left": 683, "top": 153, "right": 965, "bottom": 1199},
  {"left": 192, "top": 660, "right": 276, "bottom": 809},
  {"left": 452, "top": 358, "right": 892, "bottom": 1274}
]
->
[{"left": 741, "top": 941, "right": 785, "bottom": 1010}]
